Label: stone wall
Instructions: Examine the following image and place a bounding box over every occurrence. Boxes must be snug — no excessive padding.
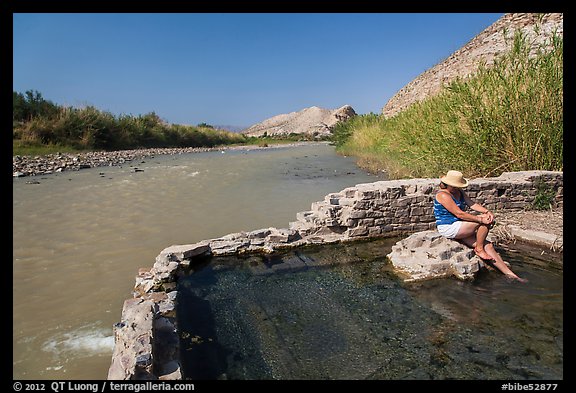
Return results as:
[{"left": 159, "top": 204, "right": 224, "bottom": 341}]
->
[
  {"left": 382, "top": 13, "right": 563, "bottom": 118},
  {"left": 289, "top": 170, "right": 563, "bottom": 241},
  {"left": 108, "top": 170, "right": 562, "bottom": 380}
]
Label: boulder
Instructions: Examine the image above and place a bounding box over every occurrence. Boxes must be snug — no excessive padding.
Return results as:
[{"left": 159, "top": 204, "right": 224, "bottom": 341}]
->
[{"left": 387, "top": 230, "right": 485, "bottom": 282}]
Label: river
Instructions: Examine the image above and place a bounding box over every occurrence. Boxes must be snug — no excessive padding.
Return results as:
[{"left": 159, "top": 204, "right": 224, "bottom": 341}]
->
[{"left": 13, "top": 142, "right": 383, "bottom": 380}]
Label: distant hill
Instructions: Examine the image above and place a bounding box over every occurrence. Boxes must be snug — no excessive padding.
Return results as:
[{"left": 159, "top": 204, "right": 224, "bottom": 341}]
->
[
  {"left": 382, "top": 13, "right": 563, "bottom": 118},
  {"left": 242, "top": 105, "right": 356, "bottom": 138}
]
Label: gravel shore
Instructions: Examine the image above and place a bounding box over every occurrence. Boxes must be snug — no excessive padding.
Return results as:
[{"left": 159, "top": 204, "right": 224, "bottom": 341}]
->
[{"left": 12, "top": 143, "right": 319, "bottom": 178}]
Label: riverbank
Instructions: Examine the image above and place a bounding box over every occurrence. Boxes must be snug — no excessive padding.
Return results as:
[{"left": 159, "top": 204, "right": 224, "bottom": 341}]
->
[{"left": 12, "top": 142, "right": 323, "bottom": 178}]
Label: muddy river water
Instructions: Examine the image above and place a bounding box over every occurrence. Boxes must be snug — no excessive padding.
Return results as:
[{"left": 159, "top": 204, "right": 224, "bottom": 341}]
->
[{"left": 13, "top": 143, "right": 383, "bottom": 380}]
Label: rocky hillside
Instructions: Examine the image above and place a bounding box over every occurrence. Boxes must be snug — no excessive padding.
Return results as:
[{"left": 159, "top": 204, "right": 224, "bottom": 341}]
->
[
  {"left": 243, "top": 105, "right": 356, "bottom": 138},
  {"left": 382, "top": 13, "right": 563, "bottom": 118}
]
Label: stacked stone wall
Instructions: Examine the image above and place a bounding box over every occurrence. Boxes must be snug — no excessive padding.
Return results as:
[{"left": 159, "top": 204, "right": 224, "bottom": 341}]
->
[{"left": 289, "top": 171, "right": 562, "bottom": 241}]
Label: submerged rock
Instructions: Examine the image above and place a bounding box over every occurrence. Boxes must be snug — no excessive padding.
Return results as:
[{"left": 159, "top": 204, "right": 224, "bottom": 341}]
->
[{"left": 387, "top": 230, "right": 485, "bottom": 282}]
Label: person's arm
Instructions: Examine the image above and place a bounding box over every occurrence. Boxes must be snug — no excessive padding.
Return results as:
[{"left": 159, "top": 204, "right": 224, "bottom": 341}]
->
[
  {"left": 462, "top": 191, "right": 494, "bottom": 222},
  {"left": 436, "top": 192, "right": 491, "bottom": 224}
]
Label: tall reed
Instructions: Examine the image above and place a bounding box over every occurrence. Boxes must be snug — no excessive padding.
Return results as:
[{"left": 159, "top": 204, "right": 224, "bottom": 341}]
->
[{"left": 334, "top": 29, "right": 563, "bottom": 179}]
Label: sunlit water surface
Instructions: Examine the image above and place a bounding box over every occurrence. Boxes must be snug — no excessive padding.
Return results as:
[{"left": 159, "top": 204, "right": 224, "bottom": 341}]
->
[{"left": 13, "top": 143, "right": 383, "bottom": 380}]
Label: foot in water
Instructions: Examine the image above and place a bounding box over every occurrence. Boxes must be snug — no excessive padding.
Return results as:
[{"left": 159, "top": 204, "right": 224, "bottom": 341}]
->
[{"left": 506, "top": 274, "right": 529, "bottom": 283}]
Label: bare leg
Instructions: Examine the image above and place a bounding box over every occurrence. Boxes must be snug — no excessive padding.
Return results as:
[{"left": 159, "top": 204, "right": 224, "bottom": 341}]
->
[
  {"left": 473, "top": 225, "right": 493, "bottom": 260},
  {"left": 484, "top": 243, "right": 528, "bottom": 282},
  {"left": 458, "top": 233, "right": 527, "bottom": 283},
  {"left": 455, "top": 222, "right": 493, "bottom": 260}
]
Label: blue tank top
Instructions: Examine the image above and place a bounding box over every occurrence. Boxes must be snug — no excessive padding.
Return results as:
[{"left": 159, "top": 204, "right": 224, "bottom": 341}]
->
[{"left": 434, "top": 190, "right": 467, "bottom": 225}]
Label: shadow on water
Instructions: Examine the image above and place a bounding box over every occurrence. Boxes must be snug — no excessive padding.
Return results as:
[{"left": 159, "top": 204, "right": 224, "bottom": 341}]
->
[
  {"left": 176, "top": 239, "right": 562, "bottom": 380},
  {"left": 176, "top": 292, "right": 228, "bottom": 379},
  {"left": 175, "top": 255, "right": 236, "bottom": 380}
]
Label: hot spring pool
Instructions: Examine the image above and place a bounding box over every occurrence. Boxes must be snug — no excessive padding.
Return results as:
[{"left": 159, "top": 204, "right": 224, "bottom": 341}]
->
[{"left": 176, "top": 238, "right": 562, "bottom": 380}]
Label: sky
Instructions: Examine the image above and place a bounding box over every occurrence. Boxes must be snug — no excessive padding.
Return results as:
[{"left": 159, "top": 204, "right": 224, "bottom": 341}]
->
[{"left": 13, "top": 13, "right": 505, "bottom": 129}]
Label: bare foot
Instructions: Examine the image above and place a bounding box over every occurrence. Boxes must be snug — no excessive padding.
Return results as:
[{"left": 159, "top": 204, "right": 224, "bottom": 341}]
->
[
  {"left": 474, "top": 247, "right": 494, "bottom": 260},
  {"left": 505, "top": 274, "right": 528, "bottom": 283}
]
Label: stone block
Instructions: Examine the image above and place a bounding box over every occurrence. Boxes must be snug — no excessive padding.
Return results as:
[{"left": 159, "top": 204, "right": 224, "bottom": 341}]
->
[
  {"left": 347, "top": 226, "right": 369, "bottom": 237},
  {"left": 158, "top": 243, "right": 210, "bottom": 263},
  {"left": 337, "top": 197, "right": 356, "bottom": 206},
  {"left": 342, "top": 187, "right": 357, "bottom": 198},
  {"left": 108, "top": 299, "right": 155, "bottom": 380},
  {"left": 247, "top": 228, "right": 273, "bottom": 239},
  {"left": 356, "top": 189, "right": 381, "bottom": 200}
]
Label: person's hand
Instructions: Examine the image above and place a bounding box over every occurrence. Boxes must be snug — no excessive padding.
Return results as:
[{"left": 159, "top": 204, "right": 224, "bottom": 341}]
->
[
  {"left": 479, "top": 214, "right": 493, "bottom": 224},
  {"left": 485, "top": 211, "right": 495, "bottom": 222}
]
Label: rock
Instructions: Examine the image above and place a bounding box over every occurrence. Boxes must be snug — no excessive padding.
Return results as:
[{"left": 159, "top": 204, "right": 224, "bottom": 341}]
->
[
  {"left": 209, "top": 235, "right": 251, "bottom": 255},
  {"left": 332, "top": 104, "right": 356, "bottom": 122},
  {"left": 387, "top": 230, "right": 485, "bottom": 282},
  {"left": 108, "top": 298, "right": 155, "bottom": 380},
  {"left": 158, "top": 243, "right": 211, "bottom": 262},
  {"left": 382, "top": 13, "right": 563, "bottom": 118},
  {"left": 153, "top": 316, "right": 181, "bottom": 380},
  {"left": 505, "top": 225, "right": 563, "bottom": 252},
  {"left": 266, "top": 228, "right": 299, "bottom": 244},
  {"left": 12, "top": 147, "right": 218, "bottom": 177},
  {"left": 247, "top": 228, "right": 273, "bottom": 239},
  {"left": 242, "top": 105, "right": 356, "bottom": 138}
]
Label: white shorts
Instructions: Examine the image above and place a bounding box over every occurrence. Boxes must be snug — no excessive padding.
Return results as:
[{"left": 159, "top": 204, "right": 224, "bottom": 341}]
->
[{"left": 437, "top": 221, "right": 463, "bottom": 239}]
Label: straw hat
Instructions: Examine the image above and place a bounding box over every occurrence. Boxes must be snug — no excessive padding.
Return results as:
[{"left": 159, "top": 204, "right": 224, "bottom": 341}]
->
[{"left": 440, "top": 170, "right": 469, "bottom": 188}]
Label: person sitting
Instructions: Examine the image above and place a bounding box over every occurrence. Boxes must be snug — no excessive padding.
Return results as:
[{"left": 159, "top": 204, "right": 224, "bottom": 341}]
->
[{"left": 433, "top": 170, "right": 527, "bottom": 282}]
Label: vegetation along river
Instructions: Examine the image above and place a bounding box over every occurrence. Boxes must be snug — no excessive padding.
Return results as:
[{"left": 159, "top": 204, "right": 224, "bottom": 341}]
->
[{"left": 13, "top": 142, "right": 384, "bottom": 380}]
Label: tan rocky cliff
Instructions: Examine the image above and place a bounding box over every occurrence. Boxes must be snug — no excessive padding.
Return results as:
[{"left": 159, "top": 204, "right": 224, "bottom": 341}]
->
[
  {"left": 382, "top": 13, "right": 563, "bottom": 118},
  {"left": 242, "top": 104, "right": 356, "bottom": 138}
]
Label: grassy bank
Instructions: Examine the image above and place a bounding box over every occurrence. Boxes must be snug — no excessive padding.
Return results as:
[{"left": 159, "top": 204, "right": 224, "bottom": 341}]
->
[
  {"left": 334, "top": 30, "right": 563, "bottom": 179},
  {"left": 12, "top": 100, "right": 323, "bottom": 156},
  {"left": 12, "top": 105, "right": 252, "bottom": 156}
]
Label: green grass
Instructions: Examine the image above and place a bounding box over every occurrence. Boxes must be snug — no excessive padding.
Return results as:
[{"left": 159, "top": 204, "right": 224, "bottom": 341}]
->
[
  {"left": 12, "top": 106, "right": 250, "bottom": 155},
  {"left": 334, "top": 29, "right": 563, "bottom": 180},
  {"left": 532, "top": 176, "right": 558, "bottom": 210},
  {"left": 13, "top": 140, "right": 89, "bottom": 156},
  {"left": 12, "top": 98, "right": 323, "bottom": 156}
]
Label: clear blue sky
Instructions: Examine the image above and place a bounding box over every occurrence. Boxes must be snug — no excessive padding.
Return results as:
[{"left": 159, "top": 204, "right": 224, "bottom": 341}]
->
[{"left": 13, "top": 13, "right": 504, "bottom": 129}]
